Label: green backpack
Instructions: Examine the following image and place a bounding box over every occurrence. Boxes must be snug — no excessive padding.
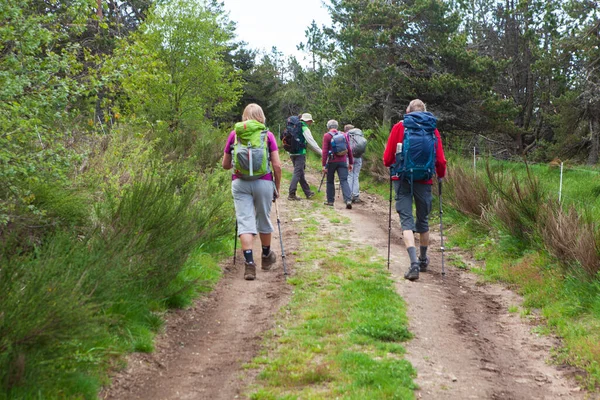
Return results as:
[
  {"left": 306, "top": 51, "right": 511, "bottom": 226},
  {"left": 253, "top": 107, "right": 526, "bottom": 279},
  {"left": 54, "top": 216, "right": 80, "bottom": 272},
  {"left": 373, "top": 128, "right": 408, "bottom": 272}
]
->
[{"left": 232, "top": 120, "right": 271, "bottom": 180}]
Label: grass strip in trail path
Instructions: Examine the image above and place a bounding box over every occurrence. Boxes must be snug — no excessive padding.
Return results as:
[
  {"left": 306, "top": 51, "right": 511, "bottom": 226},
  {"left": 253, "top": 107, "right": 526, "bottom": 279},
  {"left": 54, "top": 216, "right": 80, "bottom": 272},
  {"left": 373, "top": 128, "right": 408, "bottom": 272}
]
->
[{"left": 245, "top": 198, "right": 416, "bottom": 399}]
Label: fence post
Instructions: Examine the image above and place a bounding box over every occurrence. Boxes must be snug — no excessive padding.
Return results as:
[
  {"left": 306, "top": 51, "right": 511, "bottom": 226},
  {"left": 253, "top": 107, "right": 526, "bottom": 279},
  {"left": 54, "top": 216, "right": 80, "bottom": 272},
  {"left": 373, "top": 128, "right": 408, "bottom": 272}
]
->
[{"left": 559, "top": 162, "right": 564, "bottom": 203}]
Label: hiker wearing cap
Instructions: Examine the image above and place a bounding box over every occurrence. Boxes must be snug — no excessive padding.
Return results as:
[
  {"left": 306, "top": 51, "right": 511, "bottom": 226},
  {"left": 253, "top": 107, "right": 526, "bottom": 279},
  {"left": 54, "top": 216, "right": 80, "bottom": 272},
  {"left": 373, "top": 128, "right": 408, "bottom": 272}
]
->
[
  {"left": 287, "top": 113, "right": 322, "bottom": 201},
  {"left": 322, "top": 119, "right": 354, "bottom": 209},
  {"left": 383, "top": 99, "right": 447, "bottom": 281},
  {"left": 344, "top": 124, "right": 368, "bottom": 203},
  {"left": 222, "top": 103, "right": 282, "bottom": 281}
]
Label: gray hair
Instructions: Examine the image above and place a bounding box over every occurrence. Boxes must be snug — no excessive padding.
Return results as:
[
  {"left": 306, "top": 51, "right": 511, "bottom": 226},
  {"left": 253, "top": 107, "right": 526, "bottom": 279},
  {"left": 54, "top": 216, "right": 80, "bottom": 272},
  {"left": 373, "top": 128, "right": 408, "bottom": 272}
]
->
[
  {"left": 407, "top": 99, "right": 426, "bottom": 113},
  {"left": 326, "top": 119, "right": 339, "bottom": 130}
]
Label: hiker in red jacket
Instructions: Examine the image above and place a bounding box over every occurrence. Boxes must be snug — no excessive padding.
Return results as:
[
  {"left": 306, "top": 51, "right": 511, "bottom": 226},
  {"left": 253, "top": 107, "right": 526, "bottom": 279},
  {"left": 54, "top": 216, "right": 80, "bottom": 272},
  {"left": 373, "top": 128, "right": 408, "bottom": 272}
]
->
[{"left": 383, "top": 99, "right": 447, "bottom": 281}]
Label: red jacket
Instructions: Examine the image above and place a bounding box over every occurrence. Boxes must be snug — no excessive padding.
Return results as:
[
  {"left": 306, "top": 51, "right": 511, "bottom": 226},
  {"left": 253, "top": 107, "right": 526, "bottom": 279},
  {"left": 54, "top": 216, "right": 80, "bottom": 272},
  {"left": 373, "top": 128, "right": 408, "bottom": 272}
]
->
[
  {"left": 383, "top": 121, "right": 447, "bottom": 184},
  {"left": 322, "top": 129, "right": 354, "bottom": 166}
]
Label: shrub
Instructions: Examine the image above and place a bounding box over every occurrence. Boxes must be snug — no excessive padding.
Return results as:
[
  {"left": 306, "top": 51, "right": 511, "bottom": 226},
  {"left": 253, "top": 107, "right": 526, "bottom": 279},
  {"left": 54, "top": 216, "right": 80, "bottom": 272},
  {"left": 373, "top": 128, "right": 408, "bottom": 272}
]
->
[
  {"left": 444, "top": 165, "right": 492, "bottom": 218},
  {"left": 486, "top": 162, "right": 546, "bottom": 245},
  {"left": 0, "top": 164, "right": 233, "bottom": 396},
  {"left": 541, "top": 202, "right": 600, "bottom": 277}
]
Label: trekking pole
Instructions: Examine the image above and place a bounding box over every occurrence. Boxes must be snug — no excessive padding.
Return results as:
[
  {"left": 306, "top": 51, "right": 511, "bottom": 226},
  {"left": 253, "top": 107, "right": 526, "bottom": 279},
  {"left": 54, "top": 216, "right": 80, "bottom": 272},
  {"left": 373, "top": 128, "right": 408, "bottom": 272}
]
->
[
  {"left": 274, "top": 199, "right": 288, "bottom": 277},
  {"left": 318, "top": 169, "right": 326, "bottom": 192},
  {"left": 233, "top": 219, "right": 238, "bottom": 264},
  {"left": 387, "top": 172, "right": 393, "bottom": 270},
  {"left": 438, "top": 178, "right": 446, "bottom": 276}
]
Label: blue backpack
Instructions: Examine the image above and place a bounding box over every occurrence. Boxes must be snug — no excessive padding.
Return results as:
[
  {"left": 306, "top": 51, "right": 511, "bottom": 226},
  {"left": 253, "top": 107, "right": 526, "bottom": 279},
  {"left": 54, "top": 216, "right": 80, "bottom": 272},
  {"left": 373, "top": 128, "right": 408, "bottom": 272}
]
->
[
  {"left": 391, "top": 111, "right": 437, "bottom": 181},
  {"left": 329, "top": 130, "right": 348, "bottom": 156}
]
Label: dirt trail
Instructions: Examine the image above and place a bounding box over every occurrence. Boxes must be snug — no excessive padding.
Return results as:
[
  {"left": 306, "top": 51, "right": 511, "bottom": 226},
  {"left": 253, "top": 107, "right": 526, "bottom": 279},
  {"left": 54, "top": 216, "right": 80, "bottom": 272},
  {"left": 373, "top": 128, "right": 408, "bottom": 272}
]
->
[
  {"left": 104, "top": 166, "right": 590, "bottom": 399},
  {"left": 101, "top": 202, "right": 296, "bottom": 400},
  {"left": 343, "top": 194, "right": 587, "bottom": 399}
]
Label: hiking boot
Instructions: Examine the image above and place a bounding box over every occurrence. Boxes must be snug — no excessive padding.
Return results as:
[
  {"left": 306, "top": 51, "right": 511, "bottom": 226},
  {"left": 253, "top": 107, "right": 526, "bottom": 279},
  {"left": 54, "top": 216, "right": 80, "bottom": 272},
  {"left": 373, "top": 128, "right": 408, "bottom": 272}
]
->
[
  {"left": 288, "top": 194, "right": 302, "bottom": 201},
  {"left": 261, "top": 250, "right": 276, "bottom": 271},
  {"left": 404, "top": 262, "right": 420, "bottom": 281},
  {"left": 419, "top": 256, "right": 429, "bottom": 272},
  {"left": 346, "top": 201, "right": 352, "bottom": 209},
  {"left": 244, "top": 261, "right": 256, "bottom": 280},
  {"left": 352, "top": 197, "right": 362, "bottom": 204},
  {"left": 324, "top": 201, "right": 334, "bottom": 206},
  {"left": 306, "top": 191, "right": 316, "bottom": 199}
]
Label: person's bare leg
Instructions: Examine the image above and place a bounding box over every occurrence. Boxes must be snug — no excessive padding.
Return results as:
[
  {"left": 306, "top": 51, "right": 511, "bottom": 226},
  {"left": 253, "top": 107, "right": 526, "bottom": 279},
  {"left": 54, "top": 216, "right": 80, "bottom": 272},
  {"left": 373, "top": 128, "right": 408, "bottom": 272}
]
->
[
  {"left": 259, "top": 233, "right": 271, "bottom": 247},
  {"left": 240, "top": 233, "right": 254, "bottom": 251}
]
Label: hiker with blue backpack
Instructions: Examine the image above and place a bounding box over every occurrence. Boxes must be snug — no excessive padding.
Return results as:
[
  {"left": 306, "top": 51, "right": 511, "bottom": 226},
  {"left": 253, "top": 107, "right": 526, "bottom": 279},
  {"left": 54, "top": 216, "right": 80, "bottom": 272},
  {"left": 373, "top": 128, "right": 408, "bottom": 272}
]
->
[
  {"left": 383, "top": 99, "right": 447, "bottom": 281},
  {"left": 282, "top": 113, "right": 322, "bottom": 201},
  {"left": 222, "top": 103, "right": 282, "bottom": 281},
  {"left": 322, "top": 119, "right": 354, "bottom": 209}
]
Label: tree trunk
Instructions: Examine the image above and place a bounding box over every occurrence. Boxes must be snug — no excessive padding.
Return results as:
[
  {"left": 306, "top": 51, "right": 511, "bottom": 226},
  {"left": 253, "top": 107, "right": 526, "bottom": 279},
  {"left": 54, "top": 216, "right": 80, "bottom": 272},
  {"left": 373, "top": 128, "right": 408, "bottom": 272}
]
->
[
  {"left": 588, "top": 116, "right": 600, "bottom": 165},
  {"left": 382, "top": 92, "right": 393, "bottom": 128}
]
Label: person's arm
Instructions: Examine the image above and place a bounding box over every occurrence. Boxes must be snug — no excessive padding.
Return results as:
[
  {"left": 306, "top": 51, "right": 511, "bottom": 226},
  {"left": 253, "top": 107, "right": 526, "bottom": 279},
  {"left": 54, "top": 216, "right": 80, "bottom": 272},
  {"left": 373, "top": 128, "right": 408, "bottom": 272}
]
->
[
  {"left": 267, "top": 132, "right": 282, "bottom": 197},
  {"left": 222, "top": 131, "right": 235, "bottom": 170},
  {"left": 383, "top": 122, "right": 403, "bottom": 167},
  {"left": 271, "top": 150, "right": 282, "bottom": 197},
  {"left": 434, "top": 129, "right": 447, "bottom": 179},
  {"left": 303, "top": 126, "right": 322, "bottom": 155},
  {"left": 322, "top": 132, "right": 331, "bottom": 168}
]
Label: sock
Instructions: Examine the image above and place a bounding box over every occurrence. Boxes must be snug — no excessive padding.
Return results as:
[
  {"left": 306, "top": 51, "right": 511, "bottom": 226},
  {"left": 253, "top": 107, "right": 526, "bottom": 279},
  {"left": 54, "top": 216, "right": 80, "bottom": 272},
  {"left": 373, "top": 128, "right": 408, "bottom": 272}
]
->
[
  {"left": 420, "top": 246, "right": 428, "bottom": 260},
  {"left": 407, "top": 247, "right": 418, "bottom": 264},
  {"left": 262, "top": 245, "right": 271, "bottom": 257},
  {"left": 243, "top": 249, "right": 254, "bottom": 263}
]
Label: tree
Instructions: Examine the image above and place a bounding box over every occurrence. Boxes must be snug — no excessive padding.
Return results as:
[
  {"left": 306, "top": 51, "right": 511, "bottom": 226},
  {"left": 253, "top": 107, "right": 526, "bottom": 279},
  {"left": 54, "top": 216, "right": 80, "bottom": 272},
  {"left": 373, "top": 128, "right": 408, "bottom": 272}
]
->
[{"left": 110, "top": 0, "right": 242, "bottom": 131}]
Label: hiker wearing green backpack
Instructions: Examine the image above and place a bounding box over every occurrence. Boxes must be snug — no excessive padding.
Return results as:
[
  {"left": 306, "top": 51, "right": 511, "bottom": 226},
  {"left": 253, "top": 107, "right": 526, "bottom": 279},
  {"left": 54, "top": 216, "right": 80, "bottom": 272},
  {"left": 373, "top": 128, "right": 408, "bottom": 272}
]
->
[
  {"left": 383, "top": 99, "right": 447, "bottom": 281},
  {"left": 222, "top": 103, "right": 282, "bottom": 281}
]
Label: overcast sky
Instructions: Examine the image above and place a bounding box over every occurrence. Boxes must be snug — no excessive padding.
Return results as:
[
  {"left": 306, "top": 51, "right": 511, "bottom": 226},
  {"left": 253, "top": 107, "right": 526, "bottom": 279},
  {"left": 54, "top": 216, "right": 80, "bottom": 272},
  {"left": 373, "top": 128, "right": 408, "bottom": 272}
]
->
[{"left": 222, "top": 0, "right": 332, "bottom": 63}]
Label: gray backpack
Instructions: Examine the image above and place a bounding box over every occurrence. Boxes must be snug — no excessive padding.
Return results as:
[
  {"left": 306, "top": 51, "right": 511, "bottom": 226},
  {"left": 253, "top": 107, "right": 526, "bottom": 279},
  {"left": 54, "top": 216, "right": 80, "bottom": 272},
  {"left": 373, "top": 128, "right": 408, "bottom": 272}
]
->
[{"left": 348, "top": 128, "right": 367, "bottom": 158}]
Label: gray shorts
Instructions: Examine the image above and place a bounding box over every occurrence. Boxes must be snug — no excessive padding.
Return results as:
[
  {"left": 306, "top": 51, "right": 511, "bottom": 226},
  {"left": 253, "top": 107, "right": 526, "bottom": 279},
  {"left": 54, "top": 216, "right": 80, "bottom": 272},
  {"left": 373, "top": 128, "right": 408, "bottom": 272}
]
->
[
  {"left": 232, "top": 179, "right": 275, "bottom": 235},
  {"left": 394, "top": 180, "right": 432, "bottom": 233}
]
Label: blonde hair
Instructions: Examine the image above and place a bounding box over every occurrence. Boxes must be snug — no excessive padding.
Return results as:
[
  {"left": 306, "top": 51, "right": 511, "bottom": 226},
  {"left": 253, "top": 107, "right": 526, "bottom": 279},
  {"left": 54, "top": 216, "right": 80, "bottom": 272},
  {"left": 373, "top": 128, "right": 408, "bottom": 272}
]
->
[
  {"left": 242, "top": 103, "right": 266, "bottom": 123},
  {"left": 407, "top": 99, "right": 427, "bottom": 113},
  {"left": 344, "top": 124, "right": 354, "bottom": 132}
]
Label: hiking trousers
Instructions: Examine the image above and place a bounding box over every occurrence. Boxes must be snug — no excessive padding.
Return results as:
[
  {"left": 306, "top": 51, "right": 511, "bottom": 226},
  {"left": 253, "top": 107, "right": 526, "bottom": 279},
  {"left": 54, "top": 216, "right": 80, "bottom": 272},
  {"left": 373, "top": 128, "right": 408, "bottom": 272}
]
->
[
  {"left": 289, "top": 154, "right": 311, "bottom": 197},
  {"left": 232, "top": 179, "right": 275, "bottom": 236},
  {"left": 394, "top": 179, "right": 432, "bottom": 233},
  {"left": 326, "top": 161, "right": 351, "bottom": 203},
  {"left": 348, "top": 157, "right": 362, "bottom": 199}
]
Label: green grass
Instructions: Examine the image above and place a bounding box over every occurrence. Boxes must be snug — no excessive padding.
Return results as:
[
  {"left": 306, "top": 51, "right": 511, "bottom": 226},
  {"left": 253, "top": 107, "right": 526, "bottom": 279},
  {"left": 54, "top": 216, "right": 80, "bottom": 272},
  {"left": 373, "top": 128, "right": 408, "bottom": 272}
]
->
[{"left": 246, "top": 188, "right": 416, "bottom": 399}]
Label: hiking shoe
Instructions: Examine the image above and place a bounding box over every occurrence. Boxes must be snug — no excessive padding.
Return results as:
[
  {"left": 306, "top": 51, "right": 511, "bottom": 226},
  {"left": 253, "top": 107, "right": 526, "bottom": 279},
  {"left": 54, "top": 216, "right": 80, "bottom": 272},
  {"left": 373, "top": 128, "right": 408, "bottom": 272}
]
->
[
  {"left": 306, "top": 191, "right": 316, "bottom": 199},
  {"left": 288, "top": 194, "right": 302, "bottom": 201},
  {"left": 404, "top": 262, "right": 420, "bottom": 281},
  {"left": 346, "top": 201, "right": 352, "bottom": 209},
  {"left": 419, "top": 256, "right": 429, "bottom": 272},
  {"left": 244, "top": 261, "right": 256, "bottom": 280},
  {"left": 352, "top": 197, "right": 363, "bottom": 204},
  {"left": 261, "top": 250, "right": 276, "bottom": 271},
  {"left": 324, "top": 202, "right": 334, "bottom": 206}
]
